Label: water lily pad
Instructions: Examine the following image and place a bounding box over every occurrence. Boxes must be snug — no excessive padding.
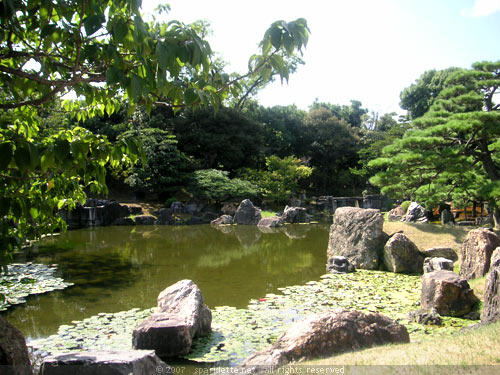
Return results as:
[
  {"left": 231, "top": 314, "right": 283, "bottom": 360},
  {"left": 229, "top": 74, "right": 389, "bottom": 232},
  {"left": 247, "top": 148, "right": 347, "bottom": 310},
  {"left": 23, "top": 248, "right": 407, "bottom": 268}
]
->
[{"left": 0, "top": 263, "right": 73, "bottom": 311}]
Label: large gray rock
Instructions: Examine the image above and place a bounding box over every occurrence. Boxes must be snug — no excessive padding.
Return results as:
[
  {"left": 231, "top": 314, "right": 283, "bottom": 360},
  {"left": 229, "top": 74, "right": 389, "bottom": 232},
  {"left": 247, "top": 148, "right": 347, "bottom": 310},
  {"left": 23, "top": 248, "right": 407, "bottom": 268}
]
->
[
  {"left": 281, "top": 206, "right": 311, "bottom": 224},
  {"left": 481, "top": 248, "right": 500, "bottom": 323},
  {"left": 156, "top": 279, "right": 212, "bottom": 337},
  {"left": 383, "top": 232, "right": 424, "bottom": 273},
  {"left": 0, "top": 316, "right": 31, "bottom": 375},
  {"left": 408, "top": 308, "right": 443, "bottom": 325},
  {"left": 423, "top": 257, "right": 454, "bottom": 273},
  {"left": 157, "top": 208, "right": 174, "bottom": 225},
  {"left": 327, "top": 207, "right": 387, "bottom": 270},
  {"left": 133, "top": 280, "right": 211, "bottom": 357},
  {"left": 387, "top": 206, "right": 405, "bottom": 222},
  {"left": 421, "top": 270, "right": 478, "bottom": 317},
  {"left": 242, "top": 310, "right": 409, "bottom": 367},
  {"left": 233, "top": 199, "right": 262, "bottom": 225},
  {"left": 211, "top": 215, "right": 234, "bottom": 226},
  {"left": 257, "top": 217, "right": 283, "bottom": 228},
  {"left": 132, "top": 314, "right": 192, "bottom": 357},
  {"left": 39, "top": 350, "right": 169, "bottom": 375},
  {"left": 460, "top": 228, "right": 500, "bottom": 280},
  {"left": 421, "top": 247, "right": 458, "bottom": 262},
  {"left": 402, "top": 202, "right": 428, "bottom": 223}
]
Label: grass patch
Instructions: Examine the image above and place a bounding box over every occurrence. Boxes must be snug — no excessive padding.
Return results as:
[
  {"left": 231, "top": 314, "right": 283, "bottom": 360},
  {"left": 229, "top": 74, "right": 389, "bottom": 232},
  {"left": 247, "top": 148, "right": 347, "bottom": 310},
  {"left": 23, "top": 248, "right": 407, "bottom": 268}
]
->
[
  {"left": 383, "top": 221, "right": 471, "bottom": 252},
  {"left": 261, "top": 210, "right": 278, "bottom": 218}
]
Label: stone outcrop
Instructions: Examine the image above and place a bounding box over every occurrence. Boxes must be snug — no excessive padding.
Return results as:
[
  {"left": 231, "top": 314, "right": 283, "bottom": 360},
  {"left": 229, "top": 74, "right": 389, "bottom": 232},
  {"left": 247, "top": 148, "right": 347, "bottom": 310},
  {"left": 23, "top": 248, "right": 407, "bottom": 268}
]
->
[
  {"left": 423, "top": 257, "right": 454, "bottom": 273},
  {"left": 421, "top": 270, "right": 478, "bottom": 317},
  {"left": 326, "top": 255, "right": 355, "bottom": 274},
  {"left": 481, "top": 248, "right": 500, "bottom": 323},
  {"left": 257, "top": 217, "right": 283, "bottom": 228},
  {"left": 460, "top": 228, "right": 500, "bottom": 280},
  {"left": 211, "top": 215, "right": 234, "bottom": 226},
  {"left": 60, "top": 199, "right": 131, "bottom": 229},
  {"left": 408, "top": 308, "right": 443, "bottom": 325},
  {"left": 383, "top": 232, "right": 424, "bottom": 273},
  {"left": 327, "top": 207, "right": 387, "bottom": 270},
  {"left": 133, "top": 280, "right": 211, "bottom": 357},
  {"left": 233, "top": 199, "right": 262, "bottom": 225},
  {"left": 156, "top": 208, "right": 174, "bottom": 225},
  {"left": 242, "top": 310, "right": 409, "bottom": 367},
  {"left": 39, "top": 350, "right": 169, "bottom": 375},
  {"left": 0, "top": 316, "right": 31, "bottom": 375},
  {"left": 281, "top": 206, "right": 311, "bottom": 224},
  {"left": 441, "top": 209, "right": 455, "bottom": 226},
  {"left": 402, "top": 202, "right": 428, "bottom": 223},
  {"left": 133, "top": 215, "right": 157, "bottom": 225},
  {"left": 221, "top": 202, "right": 237, "bottom": 216},
  {"left": 387, "top": 206, "right": 405, "bottom": 222},
  {"left": 421, "top": 247, "right": 458, "bottom": 262}
]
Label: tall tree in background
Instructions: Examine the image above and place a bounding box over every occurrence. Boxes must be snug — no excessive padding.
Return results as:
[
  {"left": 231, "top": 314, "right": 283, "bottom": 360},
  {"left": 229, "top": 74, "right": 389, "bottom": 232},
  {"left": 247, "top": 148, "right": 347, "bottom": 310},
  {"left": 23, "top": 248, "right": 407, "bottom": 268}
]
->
[
  {"left": 0, "top": 0, "right": 310, "bottom": 266},
  {"left": 371, "top": 61, "right": 500, "bottom": 227},
  {"left": 400, "top": 67, "right": 460, "bottom": 120}
]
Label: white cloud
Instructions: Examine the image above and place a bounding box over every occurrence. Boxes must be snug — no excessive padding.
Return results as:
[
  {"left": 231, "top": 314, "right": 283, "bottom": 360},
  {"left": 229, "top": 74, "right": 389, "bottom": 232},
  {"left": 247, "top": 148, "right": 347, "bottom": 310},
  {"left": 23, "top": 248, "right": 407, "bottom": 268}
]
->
[{"left": 462, "top": 0, "right": 500, "bottom": 17}]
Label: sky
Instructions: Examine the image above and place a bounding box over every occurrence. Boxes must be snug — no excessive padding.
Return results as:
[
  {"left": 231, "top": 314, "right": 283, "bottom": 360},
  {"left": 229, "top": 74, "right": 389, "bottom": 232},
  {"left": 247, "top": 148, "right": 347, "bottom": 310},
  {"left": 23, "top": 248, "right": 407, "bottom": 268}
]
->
[{"left": 142, "top": 0, "right": 500, "bottom": 114}]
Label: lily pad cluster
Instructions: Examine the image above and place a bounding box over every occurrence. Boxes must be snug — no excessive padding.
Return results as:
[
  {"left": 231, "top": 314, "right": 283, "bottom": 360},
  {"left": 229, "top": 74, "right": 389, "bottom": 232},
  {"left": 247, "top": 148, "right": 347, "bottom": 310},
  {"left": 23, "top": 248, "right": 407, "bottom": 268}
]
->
[
  {"left": 0, "top": 263, "right": 74, "bottom": 311},
  {"left": 30, "top": 308, "right": 154, "bottom": 355},
  {"left": 28, "top": 270, "right": 478, "bottom": 365}
]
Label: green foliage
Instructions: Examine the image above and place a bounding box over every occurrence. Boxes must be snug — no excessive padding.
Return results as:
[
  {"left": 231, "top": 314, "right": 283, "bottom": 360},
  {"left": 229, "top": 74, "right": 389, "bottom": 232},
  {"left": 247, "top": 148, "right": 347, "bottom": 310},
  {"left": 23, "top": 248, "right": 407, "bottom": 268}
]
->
[
  {"left": 122, "top": 129, "right": 192, "bottom": 199},
  {"left": 171, "top": 107, "right": 264, "bottom": 171},
  {"left": 187, "top": 169, "right": 259, "bottom": 204},
  {"left": 239, "top": 156, "right": 312, "bottom": 204},
  {"left": 371, "top": 61, "right": 500, "bottom": 226},
  {"left": 401, "top": 201, "right": 412, "bottom": 213},
  {"left": 164, "top": 197, "right": 178, "bottom": 208},
  {"left": 303, "top": 108, "right": 362, "bottom": 194},
  {"left": 399, "top": 68, "right": 460, "bottom": 120}
]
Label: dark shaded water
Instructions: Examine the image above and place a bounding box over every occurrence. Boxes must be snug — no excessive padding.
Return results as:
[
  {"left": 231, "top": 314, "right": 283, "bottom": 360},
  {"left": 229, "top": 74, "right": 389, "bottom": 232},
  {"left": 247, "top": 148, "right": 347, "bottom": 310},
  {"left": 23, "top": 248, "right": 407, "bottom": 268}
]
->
[{"left": 2, "top": 224, "right": 330, "bottom": 341}]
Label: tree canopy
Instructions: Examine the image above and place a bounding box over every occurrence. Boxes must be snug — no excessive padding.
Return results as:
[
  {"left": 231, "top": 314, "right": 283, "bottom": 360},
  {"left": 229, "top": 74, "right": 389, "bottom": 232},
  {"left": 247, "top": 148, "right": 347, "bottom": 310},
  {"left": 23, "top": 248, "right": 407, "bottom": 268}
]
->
[
  {"left": 0, "top": 0, "right": 310, "bottom": 268},
  {"left": 371, "top": 61, "right": 500, "bottom": 226}
]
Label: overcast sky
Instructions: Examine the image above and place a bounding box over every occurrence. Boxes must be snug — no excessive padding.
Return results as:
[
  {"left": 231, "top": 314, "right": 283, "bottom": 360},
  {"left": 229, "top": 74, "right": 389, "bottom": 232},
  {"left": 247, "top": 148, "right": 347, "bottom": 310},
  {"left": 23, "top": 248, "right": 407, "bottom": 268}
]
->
[{"left": 142, "top": 0, "right": 500, "bottom": 114}]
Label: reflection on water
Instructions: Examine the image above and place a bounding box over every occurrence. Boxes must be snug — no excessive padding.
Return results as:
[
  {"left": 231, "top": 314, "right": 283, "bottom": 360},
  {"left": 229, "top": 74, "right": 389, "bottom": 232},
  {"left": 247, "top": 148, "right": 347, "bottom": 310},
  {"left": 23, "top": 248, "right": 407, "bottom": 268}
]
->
[{"left": 2, "top": 224, "right": 329, "bottom": 340}]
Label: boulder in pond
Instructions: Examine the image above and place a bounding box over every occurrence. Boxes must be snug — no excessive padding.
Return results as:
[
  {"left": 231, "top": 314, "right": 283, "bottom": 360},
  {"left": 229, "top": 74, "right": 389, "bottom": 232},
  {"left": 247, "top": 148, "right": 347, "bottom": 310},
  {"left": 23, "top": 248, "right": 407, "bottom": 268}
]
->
[
  {"left": 408, "top": 308, "right": 443, "bottom": 326},
  {"left": 460, "top": 228, "right": 500, "bottom": 280},
  {"left": 257, "top": 216, "right": 283, "bottom": 228},
  {"left": 242, "top": 310, "right": 409, "bottom": 367},
  {"left": 133, "top": 280, "right": 211, "bottom": 357},
  {"left": 211, "top": 215, "right": 234, "bottom": 226},
  {"left": 39, "top": 350, "right": 169, "bottom": 375},
  {"left": 401, "top": 202, "right": 428, "bottom": 223},
  {"left": 233, "top": 199, "right": 262, "bottom": 225},
  {"left": 0, "top": 316, "right": 31, "bottom": 375},
  {"left": 326, "top": 255, "right": 355, "bottom": 274},
  {"left": 281, "top": 206, "right": 311, "bottom": 224},
  {"left": 423, "top": 257, "right": 454, "bottom": 273},
  {"left": 421, "top": 270, "right": 478, "bottom": 317},
  {"left": 383, "top": 232, "right": 424, "bottom": 273},
  {"left": 327, "top": 207, "right": 387, "bottom": 270},
  {"left": 481, "top": 248, "right": 500, "bottom": 324},
  {"left": 134, "top": 215, "right": 157, "bottom": 225}
]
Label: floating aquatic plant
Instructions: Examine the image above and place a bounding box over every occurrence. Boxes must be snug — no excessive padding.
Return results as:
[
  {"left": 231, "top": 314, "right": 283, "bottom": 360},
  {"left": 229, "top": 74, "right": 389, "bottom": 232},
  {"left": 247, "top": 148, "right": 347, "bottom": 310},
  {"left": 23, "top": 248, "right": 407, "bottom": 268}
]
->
[
  {"left": 28, "top": 270, "right": 478, "bottom": 365},
  {"left": 0, "top": 263, "right": 74, "bottom": 311}
]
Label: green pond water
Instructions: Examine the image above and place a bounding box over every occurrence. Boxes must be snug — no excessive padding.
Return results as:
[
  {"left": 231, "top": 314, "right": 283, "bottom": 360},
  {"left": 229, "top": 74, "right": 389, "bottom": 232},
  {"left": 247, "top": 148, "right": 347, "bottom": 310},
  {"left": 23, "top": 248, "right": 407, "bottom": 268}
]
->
[{"left": 2, "top": 223, "right": 330, "bottom": 341}]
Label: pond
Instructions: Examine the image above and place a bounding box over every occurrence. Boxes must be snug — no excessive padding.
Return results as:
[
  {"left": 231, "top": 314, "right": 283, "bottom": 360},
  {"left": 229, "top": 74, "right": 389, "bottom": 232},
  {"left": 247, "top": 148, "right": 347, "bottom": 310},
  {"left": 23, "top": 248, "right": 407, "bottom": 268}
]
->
[{"left": 2, "top": 224, "right": 330, "bottom": 341}]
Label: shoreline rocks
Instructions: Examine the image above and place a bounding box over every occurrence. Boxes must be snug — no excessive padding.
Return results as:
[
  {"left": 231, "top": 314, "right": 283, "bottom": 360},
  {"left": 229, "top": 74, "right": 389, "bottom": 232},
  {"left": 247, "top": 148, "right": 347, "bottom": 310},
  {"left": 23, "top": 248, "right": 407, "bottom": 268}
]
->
[
  {"left": 242, "top": 310, "right": 409, "bottom": 367},
  {"left": 421, "top": 270, "right": 478, "bottom": 317}
]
